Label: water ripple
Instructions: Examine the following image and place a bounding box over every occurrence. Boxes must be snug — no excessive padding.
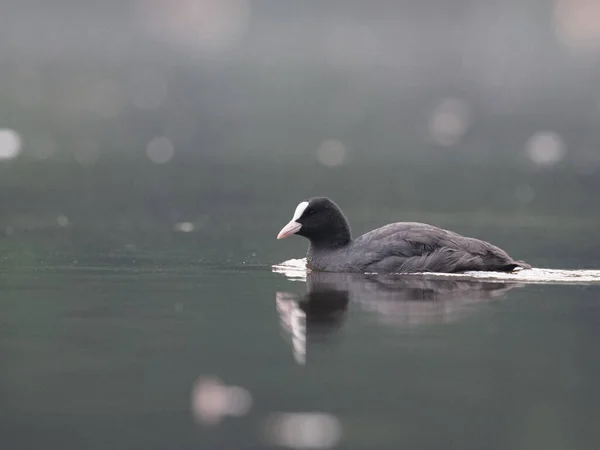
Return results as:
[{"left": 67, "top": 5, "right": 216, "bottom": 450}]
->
[{"left": 273, "top": 258, "right": 600, "bottom": 285}]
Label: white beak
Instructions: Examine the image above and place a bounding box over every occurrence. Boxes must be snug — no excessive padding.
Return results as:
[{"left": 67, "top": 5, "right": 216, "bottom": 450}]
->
[{"left": 277, "top": 220, "right": 302, "bottom": 239}]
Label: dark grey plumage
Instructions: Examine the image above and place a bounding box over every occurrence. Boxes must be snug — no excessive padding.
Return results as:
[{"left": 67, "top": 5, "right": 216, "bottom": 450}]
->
[{"left": 278, "top": 197, "right": 531, "bottom": 274}]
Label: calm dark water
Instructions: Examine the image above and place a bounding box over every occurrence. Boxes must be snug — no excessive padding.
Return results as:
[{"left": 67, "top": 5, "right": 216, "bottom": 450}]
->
[
  {"left": 2, "top": 222, "right": 600, "bottom": 450},
  {"left": 4, "top": 0, "right": 600, "bottom": 445}
]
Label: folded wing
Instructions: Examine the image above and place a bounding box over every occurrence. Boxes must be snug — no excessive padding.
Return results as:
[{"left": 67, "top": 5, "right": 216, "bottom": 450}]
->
[{"left": 350, "top": 222, "right": 521, "bottom": 273}]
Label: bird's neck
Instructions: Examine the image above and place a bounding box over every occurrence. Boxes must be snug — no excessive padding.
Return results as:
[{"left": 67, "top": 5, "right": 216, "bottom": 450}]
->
[{"left": 308, "top": 228, "right": 352, "bottom": 250}]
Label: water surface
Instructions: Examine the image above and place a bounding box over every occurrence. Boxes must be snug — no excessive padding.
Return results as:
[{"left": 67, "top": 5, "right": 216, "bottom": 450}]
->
[{"left": 2, "top": 225, "right": 600, "bottom": 449}]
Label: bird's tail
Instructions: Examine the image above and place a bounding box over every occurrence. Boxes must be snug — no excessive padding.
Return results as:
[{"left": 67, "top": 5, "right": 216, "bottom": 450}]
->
[{"left": 503, "top": 260, "right": 531, "bottom": 272}]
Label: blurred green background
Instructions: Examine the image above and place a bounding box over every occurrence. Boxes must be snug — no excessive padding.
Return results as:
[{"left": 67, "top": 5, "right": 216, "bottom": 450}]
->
[
  {"left": 3, "top": 3, "right": 600, "bottom": 450},
  {"left": 1, "top": 0, "right": 600, "bottom": 237}
]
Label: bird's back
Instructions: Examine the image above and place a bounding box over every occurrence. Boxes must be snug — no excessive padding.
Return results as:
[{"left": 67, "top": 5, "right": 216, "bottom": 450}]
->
[{"left": 311, "top": 222, "right": 527, "bottom": 274}]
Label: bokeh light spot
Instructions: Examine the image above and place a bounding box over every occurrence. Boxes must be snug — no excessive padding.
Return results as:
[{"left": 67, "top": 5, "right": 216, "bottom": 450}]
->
[
  {"left": 526, "top": 132, "right": 566, "bottom": 166},
  {"left": 0, "top": 129, "right": 23, "bottom": 161},
  {"left": 265, "top": 412, "right": 342, "bottom": 449},
  {"left": 223, "top": 386, "right": 252, "bottom": 417},
  {"left": 555, "top": 0, "right": 600, "bottom": 52},
  {"left": 136, "top": 0, "right": 250, "bottom": 53},
  {"left": 174, "top": 221, "right": 194, "bottom": 232},
  {"left": 191, "top": 376, "right": 252, "bottom": 426},
  {"left": 317, "top": 140, "right": 347, "bottom": 167},
  {"left": 428, "top": 98, "right": 471, "bottom": 146},
  {"left": 146, "top": 136, "right": 174, "bottom": 164},
  {"left": 57, "top": 215, "right": 70, "bottom": 227}
]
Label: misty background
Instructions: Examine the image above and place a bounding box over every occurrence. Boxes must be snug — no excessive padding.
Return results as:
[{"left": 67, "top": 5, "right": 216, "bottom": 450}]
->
[
  {"left": 0, "top": 0, "right": 599, "bottom": 265},
  {"left": 5, "top": 3, "right": 600, "bottom": 450}
]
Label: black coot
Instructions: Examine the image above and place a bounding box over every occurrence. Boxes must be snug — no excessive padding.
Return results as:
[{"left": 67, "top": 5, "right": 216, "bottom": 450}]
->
[{"left": 277, "top": 197, "right": 531, "bottom": 274}]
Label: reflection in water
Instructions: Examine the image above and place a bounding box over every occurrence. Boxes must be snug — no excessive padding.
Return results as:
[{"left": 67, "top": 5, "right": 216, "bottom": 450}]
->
[
  {"left": 276, "top": 271, "right": 521, "bottom": 364},
  {"left": 190, "top": 376, "right": 253, "bottom": 426},
  {"left": 264, "top": 412, "right": 342, "bottom": 449},
  {"left": 276, "top": 287, "right": 349, "bottom": 365},
  {"left": 276, "top": 292, "right": 307, "bottom": 364}
]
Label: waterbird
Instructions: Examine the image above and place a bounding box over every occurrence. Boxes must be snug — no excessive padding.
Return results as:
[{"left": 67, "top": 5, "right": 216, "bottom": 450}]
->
[{"left": 277, "top": 197, "right": 530, "bottom": 274}]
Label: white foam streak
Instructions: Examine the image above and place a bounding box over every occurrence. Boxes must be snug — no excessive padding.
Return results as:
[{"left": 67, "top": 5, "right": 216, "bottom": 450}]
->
[{"left": 273, "top": 258, "right": 600, "bottom": 285}]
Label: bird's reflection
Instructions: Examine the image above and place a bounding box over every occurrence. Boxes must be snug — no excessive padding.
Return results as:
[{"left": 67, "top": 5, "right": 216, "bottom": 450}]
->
[
  {"left": 276, "top": 271, "right": 522, "bottom": 364},
  {"left": 276, "top": 288, "right": 349, "bottom": 365}
]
